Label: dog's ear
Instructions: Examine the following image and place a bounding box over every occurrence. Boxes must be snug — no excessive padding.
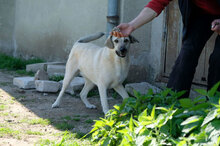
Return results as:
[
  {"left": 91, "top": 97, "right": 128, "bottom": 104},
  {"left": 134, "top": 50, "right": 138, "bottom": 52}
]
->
[
  {"left": 129, "top": 35, "right": 139, "bottom": 43},
  {"left": 104, "top": 35, "right": 114, "bottom": 49}
]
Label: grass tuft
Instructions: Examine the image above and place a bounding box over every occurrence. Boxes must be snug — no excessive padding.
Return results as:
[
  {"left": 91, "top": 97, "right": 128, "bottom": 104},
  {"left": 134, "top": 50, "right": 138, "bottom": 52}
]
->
[{"left": 0, "top": 53, "right": 44, "bottom": 70}]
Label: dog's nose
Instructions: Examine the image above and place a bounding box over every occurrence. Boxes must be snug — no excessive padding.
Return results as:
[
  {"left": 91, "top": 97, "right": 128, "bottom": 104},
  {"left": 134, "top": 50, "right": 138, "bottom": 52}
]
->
[{"left": 120, "top": 47, "right": 127, "bottom": 53}]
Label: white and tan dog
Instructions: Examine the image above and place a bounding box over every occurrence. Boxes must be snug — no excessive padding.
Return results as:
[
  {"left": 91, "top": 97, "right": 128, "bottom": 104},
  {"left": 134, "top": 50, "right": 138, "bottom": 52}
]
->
[{"left": 52, "top": 32, "right": 138, "bottom": 114}]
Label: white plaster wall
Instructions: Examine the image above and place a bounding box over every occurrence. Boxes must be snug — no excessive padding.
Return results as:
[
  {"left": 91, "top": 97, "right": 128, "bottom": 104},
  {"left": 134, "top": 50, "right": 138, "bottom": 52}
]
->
[{"left": 13, "top": 0, "right": 107, "bottom": 61}]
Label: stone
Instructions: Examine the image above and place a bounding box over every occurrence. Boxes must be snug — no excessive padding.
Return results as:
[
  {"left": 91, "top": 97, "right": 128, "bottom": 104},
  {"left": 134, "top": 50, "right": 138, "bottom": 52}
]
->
[
  {"left": 35, "top": 80, "right": 60, "bottom": 93},
  {"left": 125, "top": 82, "right": 161, "bottom": 96},
  {"left": 34, "top": 69, "right": 49, "bottom": 80},
  {"left": 13, "top": 77, "right": 35, "bottom": 89},
  {"left": 59, "top": 77, "right": 85, "bottom": 95},
  {"left": 26, "top": 62, "right": 65, "bottom": 73},
  {"left": 47, "top": 64, "right": 66, "bottom": 77}
]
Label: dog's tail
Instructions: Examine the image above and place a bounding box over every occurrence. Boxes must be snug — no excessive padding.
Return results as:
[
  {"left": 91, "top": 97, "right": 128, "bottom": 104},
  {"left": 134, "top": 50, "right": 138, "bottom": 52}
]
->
[{"left": 77, "top": 32, "right": 106, "bottom": 43}]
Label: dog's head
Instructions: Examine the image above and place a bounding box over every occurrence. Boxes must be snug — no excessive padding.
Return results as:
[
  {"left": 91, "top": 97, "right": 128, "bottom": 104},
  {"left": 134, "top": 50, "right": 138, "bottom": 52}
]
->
[{"left": 104, "top": 35, "right": 139, "bottom": 58}]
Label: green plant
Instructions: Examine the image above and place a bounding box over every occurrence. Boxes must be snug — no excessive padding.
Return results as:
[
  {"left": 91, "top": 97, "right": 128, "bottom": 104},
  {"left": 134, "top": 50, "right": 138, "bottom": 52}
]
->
[
  {"left": 16, "top": 69, "right": 35, "bottom": 76},
  {"left": 55, "top": 122, "right": 75, "bottom": 130},
  {"left": 0, "top": 53, "right": 44, "bottom": 70},
  {"left": 49, "top": 75, "right": 64, "bottom": 82},
  {"left": 88, "top": 83, "right": 220, "bottom": 145}
]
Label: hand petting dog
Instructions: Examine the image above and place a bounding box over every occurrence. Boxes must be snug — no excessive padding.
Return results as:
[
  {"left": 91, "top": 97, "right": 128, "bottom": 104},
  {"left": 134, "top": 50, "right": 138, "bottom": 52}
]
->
[{"left": 211, "top": 19, "right": 220, "bottom": 35}]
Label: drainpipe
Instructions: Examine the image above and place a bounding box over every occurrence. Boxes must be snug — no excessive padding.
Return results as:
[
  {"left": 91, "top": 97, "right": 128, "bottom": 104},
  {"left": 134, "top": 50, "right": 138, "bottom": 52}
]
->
[{"left": 107, "top": 0, "right": 119, "bottom": 36}]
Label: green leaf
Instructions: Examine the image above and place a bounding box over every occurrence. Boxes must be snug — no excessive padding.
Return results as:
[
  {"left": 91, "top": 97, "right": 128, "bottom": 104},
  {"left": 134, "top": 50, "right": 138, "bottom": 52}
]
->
[
  {"left": 102, "top": 137, "right": 111, "bottom": 146},
  {"left": 138, "top": 109, "right": 148, "bottom": 122},
  {"left": 182, "top": 121, "right": 200, "bottom": 134},
  {"left": 201, "top": 109, "right": 218, "bottom": 127},
  {"left": 208, "top": 82, "right": 220, "bottom": 97},
  {"left": 189, "top": 103, "right": 210, "bottom": 111},
  {"left": 194, "top": 89, "right": 207, "bottom": 96},
  {"left": 151, "top": 105, "right": 156, "bottom": 119},
  {"left": 113, "top": 105, "right": 120, "bottom": 111},
  {"left": 129, "top": 116, "right": 134, "bottom": 132},
  {"left": 205, "top": 120, "right": 220, "bottom": 140},
  {"left": 181, "top": 115, "right": 203, "bottom": 126},
  {"left": 136, "top": 136, "right": 147, "bottom": 146},
  {"left": 179, "top": 98, "right": 194, "bottom": 108},
  {"left": 156, "top": 107, "right": 169, "bottom": 112}
]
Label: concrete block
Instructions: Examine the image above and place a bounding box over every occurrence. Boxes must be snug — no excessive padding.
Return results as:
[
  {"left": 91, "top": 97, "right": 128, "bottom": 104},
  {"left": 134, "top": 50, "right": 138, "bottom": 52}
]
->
[
  {"left": 26, "top": 62, "right": 65, "bottom": 73},
  {"left": 35, "top": 80, "right": 60, "bottom": 93},
  {"left": 34, "top": 69, "right": 49, "bottom": 80},
  {"left": 47, "top": 64, "right": 66, "bottom": 77},
  {"left": 125, "top": 82, "right": 161, "bottom": 96},
  {"left": 13, "top": 77, "right": 35, "bottom": 89},
  {"left": 59, "top": 77, "right": 85, "bottom": 95}
]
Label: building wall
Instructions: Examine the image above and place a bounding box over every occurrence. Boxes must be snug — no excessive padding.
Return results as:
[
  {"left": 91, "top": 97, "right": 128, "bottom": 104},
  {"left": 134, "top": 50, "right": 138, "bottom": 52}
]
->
[
  {"left": 0, "top": 0, "right": 16, "bottom": 55},
  {"left": 120, "top": 0, "right": 165, "bottom": 82},
  {"left": 0, "top": 0, "right": 166, "bottom": 83}
]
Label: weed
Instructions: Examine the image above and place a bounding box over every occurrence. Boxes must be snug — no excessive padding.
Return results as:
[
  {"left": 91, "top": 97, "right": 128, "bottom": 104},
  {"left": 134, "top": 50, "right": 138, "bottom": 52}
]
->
[
  {"left": 85, "top": 119, "right": 93, "bottom": 124},
  {"left": 0, "top": 127, "right": 20, "bottom": 139},
  {"left": 21, "top": 118, "right": 50, "bottom": 126},
  {"left": 73, "top": 118, "right": 80, "bottom": 122},
  {"left": 0, "top": 53, "right": 44, "bottom": 70},
  {"left": 49, "top": 75, "right": 64, "bottom": 82},
  {"left": 74, "top": 115, "right": 81, "bottom": 117},
  {"left": 0, "top": 82, "right": 10, "bottom": 86},
  {"left": 87, "top": 89, "right": 99, "bottom": 97},
  {"left": 26, "top": 130, "right": 43, "bottom": 135},
  {"left": 61, "top": 116, "right": 72, "bottom": 121},
  {"left": 36, "top": 131, "right": 92, "bottom": 146},
  {"left": 55, "top": 122, "right": 74, "bottom": 130},
  {"left": 16, "top": 69, "right": 34, "bottom": 76},
  {"left": 0, "top": 112, "right": 9, "bottom": 116},
  {"left": 0, "top": 104, "right": 7, "bottom": 111}
]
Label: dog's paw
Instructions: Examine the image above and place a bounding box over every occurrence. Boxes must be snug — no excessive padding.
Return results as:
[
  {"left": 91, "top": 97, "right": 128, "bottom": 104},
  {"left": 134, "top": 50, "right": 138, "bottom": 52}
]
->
[
  {"left": 52, "top": 102, "right": 60, "bottom": 108},
  {"left": 86, "top": 104, "right": 97, "bottom": 109}
]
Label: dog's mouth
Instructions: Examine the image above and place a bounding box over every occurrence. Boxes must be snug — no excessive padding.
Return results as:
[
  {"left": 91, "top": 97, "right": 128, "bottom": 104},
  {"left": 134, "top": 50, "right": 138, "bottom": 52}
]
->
[{"left": 116, "top": 50, "right": 127, "bottom": 58}]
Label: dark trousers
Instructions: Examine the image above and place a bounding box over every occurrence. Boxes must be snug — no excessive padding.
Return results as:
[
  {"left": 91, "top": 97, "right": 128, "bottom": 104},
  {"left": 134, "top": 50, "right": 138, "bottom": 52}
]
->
[{"left": 167, "top": 12, "right": 220, "bottom": 98}]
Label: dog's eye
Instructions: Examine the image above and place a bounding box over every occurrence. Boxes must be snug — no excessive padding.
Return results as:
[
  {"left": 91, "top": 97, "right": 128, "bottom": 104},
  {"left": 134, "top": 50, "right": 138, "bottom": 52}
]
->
[
  {"left": 124, "top": 39, "right": 129, "bottom": 43},
  {"left": 114, "top": 39, "right": 119, "bottom": 43}
]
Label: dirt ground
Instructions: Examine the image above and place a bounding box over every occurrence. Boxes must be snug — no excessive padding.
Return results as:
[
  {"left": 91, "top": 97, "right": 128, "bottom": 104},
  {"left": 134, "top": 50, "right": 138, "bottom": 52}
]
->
[{"left": 0, "top": 70, "right": 122, "bottom": 146}]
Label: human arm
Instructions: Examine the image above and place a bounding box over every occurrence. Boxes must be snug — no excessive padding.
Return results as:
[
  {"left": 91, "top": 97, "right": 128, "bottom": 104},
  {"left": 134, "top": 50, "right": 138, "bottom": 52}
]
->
[{"left": 112, "top": 0, "right": 172, "bottom": 37}]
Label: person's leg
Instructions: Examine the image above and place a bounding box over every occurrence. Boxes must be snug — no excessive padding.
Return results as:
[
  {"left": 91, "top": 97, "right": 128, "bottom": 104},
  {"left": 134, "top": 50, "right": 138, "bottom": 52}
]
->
[
  {"left": 167, "top": 15, "right": 214, "bottom": 98},
  {"left": 207, "top": 35, "right": 220, "bottom": 90}
]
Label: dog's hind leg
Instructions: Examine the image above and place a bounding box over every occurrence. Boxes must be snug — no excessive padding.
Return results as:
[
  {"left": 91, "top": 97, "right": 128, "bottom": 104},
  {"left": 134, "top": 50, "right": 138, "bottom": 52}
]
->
[
  {"left": 80, "top": 78, "right": 96, "bottom": 109},
  {"left": 113, "top": 84, "right": 129, "bottom": 99},
  {"left": 52, "top": 60, "right": 79, "bottom": 108}
]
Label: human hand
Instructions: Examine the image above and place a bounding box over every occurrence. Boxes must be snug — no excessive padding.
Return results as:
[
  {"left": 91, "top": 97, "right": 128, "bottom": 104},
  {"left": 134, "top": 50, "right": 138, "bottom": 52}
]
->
[
  {"left": 211, "top": 19, "right": 220, "bottom": 35},
  {"left": 110, "top": 23, "right": 135, "bottom": 37}
]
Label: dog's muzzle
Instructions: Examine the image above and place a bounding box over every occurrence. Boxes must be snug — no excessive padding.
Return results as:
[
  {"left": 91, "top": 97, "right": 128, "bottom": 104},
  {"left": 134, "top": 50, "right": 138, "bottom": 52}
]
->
[{"left": 116, "top": 47, "right": 127, "bottom": 58}]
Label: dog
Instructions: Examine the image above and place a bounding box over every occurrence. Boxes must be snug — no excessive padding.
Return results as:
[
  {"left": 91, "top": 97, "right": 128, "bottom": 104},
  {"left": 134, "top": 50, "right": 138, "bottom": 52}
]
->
[{"left": 52, "top": 31, "right": 138, "bottom": 114}]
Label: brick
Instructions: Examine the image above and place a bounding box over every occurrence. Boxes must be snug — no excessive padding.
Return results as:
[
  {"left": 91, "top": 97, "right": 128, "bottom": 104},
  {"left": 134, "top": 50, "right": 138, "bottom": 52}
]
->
[
  {"left": 26, "top": 62, "right": 65, "bottom": 73},
  {"left": 125, "top": 82, "right": 161, "bottom": 96},
  {"left": 13, "top": 77, "right": 35, "bottom": 89},
  {"left": 35, "top": 80, "right": 61, "bottom": 93},
  {"left": 47, "top": 64, "right": 66, "bottom": 77},
  {"left": 59, "top": 77, "right": 85, "bottom": 95}
]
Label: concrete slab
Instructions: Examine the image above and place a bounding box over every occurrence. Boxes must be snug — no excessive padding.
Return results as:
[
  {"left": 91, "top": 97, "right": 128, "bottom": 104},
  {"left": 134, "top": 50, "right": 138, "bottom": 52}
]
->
[
  {"left": 35, "top": 80, "right": 61, "bottom": 93},
  {"left": 125, "top": 82, "right": 161, "bottom": 96},
  {"left": 47, "top": 64, "right": 66, "bottom": 77},
  {"left": 13, "top": 77, "right": 35, "bottom": 89},
  {"left": 34, "top": 69, "right": 49, "bottom": 81},
  {"left": 59, "top": 77, "right": 85, "bottom": 95},
  {"left": 26, "top": 62, "right": 65, "bottom": 73}
]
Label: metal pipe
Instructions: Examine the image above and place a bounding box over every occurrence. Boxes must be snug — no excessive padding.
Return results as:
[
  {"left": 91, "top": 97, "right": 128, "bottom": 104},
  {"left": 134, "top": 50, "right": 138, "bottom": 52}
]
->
[{"left": 107, "top": 0, "right": 119, "bottom": 36}]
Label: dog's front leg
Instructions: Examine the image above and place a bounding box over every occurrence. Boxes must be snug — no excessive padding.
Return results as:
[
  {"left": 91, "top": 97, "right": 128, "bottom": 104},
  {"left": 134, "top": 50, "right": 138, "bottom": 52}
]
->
[
  {"left": 98, "top": 85, "right": 109, "bottom": 114},
  {"left": 114, "top": 84, "right": 129, "bottom": 99}
]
